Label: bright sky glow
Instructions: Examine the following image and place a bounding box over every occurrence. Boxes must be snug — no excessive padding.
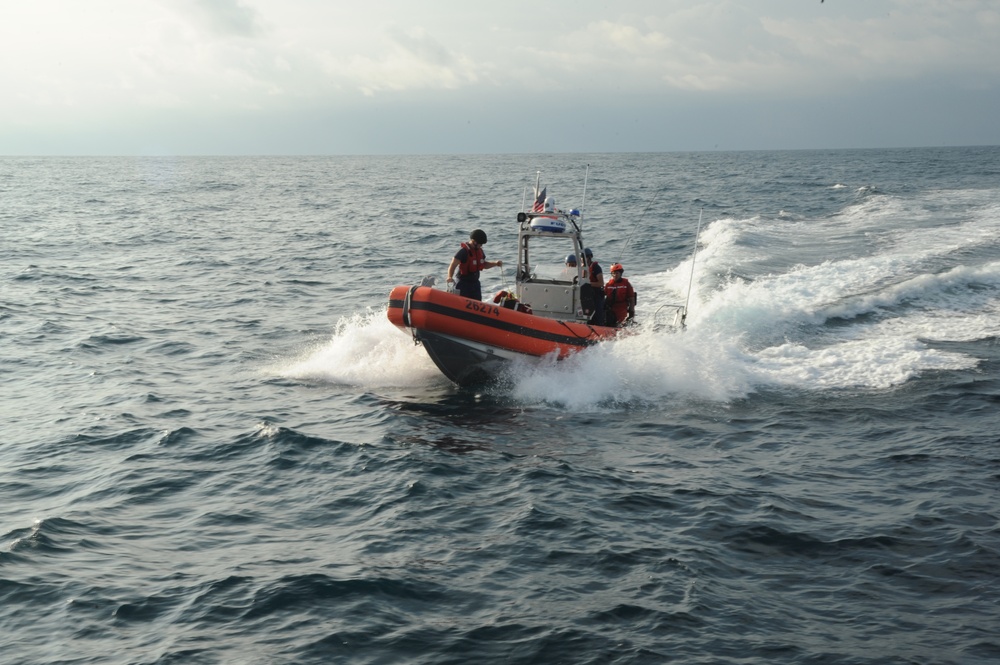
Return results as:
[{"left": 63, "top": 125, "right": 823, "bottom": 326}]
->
[{"left": 2, "top": 0, "right": 998, "bottom": 154}]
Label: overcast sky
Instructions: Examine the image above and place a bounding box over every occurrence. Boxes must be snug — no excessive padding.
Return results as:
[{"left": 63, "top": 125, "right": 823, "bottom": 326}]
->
[{"left": 2, "top": 0, "right": 998, "bottom": 155}]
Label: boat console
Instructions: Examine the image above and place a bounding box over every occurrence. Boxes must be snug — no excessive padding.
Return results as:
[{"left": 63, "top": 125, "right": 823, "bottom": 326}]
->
[{"left": 514, "top": 210, "right": 592, "bottom": 322}]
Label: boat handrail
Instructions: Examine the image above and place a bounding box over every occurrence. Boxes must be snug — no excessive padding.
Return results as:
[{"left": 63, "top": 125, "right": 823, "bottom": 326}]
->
[
  {"left": 522, "top": 275, "right": 576, "bottom": 284},
  {"left": 651, "top": 303, "right": 687, "bottom": 330}
]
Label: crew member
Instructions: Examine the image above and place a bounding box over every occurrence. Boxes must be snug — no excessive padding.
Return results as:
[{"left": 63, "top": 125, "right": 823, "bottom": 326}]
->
[
  {"left": 447, "top": 229, "right": 502, "bottom": 301},
  {"left": 584, "top": 248, "right": 605, "bottom": 326},
  {"left": 604, "top": 262, "right": 636, "bottom": 326},
  {"left": 493, "top": 290, "right": 532, "bottom": 314},
  {"left": 560, "top": 253, "right": 579, "bottom": 281}
]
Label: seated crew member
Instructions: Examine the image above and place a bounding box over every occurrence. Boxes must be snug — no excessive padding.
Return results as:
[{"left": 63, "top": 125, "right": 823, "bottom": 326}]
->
[
  {"left": 493, "top": 290, "right": 532, "bottom": 314},
  {"left": 604, "top": 263, "right": 636, "bottom": 326},
  {"left": 560, "top": 253, "right": 579, "bottom": 281},
  {"left": 446, "top": 228, "right": 502, "bottom": 301}
]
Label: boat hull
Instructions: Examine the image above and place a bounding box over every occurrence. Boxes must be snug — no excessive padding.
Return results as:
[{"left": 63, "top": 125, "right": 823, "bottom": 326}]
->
[
  {"left": 387, "top": 285, "right": 619, "bottom": 386},
  {"left": 413, "top": 329, "right": 516, "bottom": 386}
]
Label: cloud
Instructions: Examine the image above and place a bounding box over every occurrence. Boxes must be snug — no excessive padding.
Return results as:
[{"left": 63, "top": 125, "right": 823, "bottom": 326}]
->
[
  {"left": 321, "top": 27, "right": 480, "bottom": 96},
  {"left": 2, "top": 1, "right": 999, "bottom": 153},
  {"left": 760, "top": 3, "right": 1000, "bottom": 88},
  {"left": 190, "top": 0, "right": 264, "bottom": 38},
  {"left": 512, "top": 9, "right": 795, "bottom": 93},
  {"left": 388, "top": 26, "right": 455, "bottom": 68},
  {"left": 504, "top": 2, "right": 1000, "bottom": 95}
]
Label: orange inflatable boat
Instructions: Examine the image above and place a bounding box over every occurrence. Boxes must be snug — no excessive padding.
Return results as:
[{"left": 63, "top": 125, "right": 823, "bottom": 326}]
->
[
  {"left": 385, "top": 174, "right": 685, "bottom": 386},
  {"left": 387, "top": 284, "right": 619, "bottom": 385}
]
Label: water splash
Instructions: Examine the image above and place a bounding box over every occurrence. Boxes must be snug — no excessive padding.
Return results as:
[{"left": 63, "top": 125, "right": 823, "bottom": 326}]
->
[{"left": 279, "top": 310, "right": 443, "bottom": 388}]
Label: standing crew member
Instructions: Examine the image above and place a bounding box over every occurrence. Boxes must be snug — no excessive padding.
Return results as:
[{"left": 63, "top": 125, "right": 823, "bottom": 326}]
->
[
  {"left": 584, "top": 248, "right": 605, "bottom": 326},
  {"left": 604, "top": 263, "right": 636, "bottom": 326},
  {"left": 447, "top": 229, "right": 503, "bottom": 301}
]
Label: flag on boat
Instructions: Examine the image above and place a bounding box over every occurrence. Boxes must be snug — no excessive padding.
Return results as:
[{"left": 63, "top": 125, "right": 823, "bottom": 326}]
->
[{"left": 532, "top": 186, "right": 546, "bottom": 212}]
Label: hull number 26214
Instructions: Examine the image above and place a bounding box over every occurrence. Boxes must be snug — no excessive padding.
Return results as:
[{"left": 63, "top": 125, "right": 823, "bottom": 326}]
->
[{"left": 466, "top": 301, "right": 501, "bottom": 317}]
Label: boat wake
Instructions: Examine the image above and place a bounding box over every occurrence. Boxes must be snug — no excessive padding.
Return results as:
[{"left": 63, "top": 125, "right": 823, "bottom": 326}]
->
[
  {"left": 621, "top": 189, "right": 998, "bottom": 403},
  {"left": 507, "top": 188, "right": 999, "bottom": 408}
]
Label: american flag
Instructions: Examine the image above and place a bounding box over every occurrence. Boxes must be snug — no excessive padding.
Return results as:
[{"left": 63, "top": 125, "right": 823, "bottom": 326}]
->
[{"left": 531, "top": 186, "right": 546, "bottom": 212}]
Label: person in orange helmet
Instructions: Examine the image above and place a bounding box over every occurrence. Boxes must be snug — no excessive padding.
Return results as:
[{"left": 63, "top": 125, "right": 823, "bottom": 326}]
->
[{"left": 604, "top": 263, "right": 636, "bottom": 326}]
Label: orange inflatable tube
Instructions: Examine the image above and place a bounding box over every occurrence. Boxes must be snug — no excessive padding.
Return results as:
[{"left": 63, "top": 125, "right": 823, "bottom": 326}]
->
[{"left": 388, "top": 285, "right": 618, "bottom": 358}]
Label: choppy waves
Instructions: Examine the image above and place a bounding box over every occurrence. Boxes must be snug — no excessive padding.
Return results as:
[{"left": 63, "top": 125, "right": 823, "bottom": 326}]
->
[{"left": 3, "top": 150, "right": 999, "bottom": 664}]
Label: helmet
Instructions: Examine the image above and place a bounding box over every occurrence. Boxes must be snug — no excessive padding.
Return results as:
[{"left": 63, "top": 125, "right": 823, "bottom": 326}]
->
[
  {"left": 610, "top": 263, "right": 624, "bottom": 273},
  {"left": 493, "top": 290, "right": 515, "bottom": 303},
  {"left": 470, "top": 229, "right": 487, "bottom": 244},
  {"left": 565, "top": 254, "right": 577, "bottom": 265},
  {"left": 584, "top": 248, "right": 593, "bottom": 259}
]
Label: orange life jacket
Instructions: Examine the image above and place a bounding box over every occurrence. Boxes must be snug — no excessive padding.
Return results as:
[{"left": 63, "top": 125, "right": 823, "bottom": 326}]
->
[
  {"left": 588, "top": 261, "right": 603, "bottom": 287},
  {"left": 458, "top": 242, "right": 486, "bottom": 278},
  {"left": 604, "top": 277, "right": 635, "bottom": 323}
]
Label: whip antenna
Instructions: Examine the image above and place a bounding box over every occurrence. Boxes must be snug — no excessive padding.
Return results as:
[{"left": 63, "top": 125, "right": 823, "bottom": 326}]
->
[
  {"left": 681, "top": 208, "right": 704, "bottom": 327},
  {"left": 617, "top": 190, "right": 660, "bottom": 262}
]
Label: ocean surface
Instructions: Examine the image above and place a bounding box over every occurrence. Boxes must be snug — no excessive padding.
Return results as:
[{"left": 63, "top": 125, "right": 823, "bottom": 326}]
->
[{"left": 2, "top": 148, "right": 999, "bottom": 664}]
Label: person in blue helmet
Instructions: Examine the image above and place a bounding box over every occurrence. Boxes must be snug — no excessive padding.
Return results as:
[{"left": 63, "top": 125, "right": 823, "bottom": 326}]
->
[
  {"left": 446, "top": 228, "right": 503, "bottom": 300},
  {"left": 560, "top": 253, "right": 579, "bottom": 280},
  {"left": 583, "top": 248, "right": 606, "bottom": 326}
]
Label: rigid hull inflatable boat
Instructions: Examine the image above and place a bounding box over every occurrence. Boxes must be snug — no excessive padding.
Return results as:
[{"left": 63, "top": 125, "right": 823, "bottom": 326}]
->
[{"left": 387, "top": 176, "right": 687, "bottom": 386}]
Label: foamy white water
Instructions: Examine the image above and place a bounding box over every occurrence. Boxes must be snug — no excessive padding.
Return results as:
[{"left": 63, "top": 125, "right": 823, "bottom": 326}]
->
[{"left": 280, "top": 310, "right": 443, "bottom": 388}]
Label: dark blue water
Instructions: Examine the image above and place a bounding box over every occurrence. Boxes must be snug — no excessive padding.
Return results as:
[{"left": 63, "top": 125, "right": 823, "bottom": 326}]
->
[{"left": 2, "top": 149, "right": 999, "bottom": 664}]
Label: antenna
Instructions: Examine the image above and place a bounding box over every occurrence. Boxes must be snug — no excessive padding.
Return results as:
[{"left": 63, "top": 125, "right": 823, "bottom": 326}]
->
[
  {"left": 681, "top": 208, "right": 704, "bottom": 327},
  {"left": 617, "top": 190, "right": 660, "bottom": 262}
]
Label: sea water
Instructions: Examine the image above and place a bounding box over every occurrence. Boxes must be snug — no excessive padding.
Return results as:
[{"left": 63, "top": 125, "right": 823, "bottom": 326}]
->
[{"left": 2, "top": 148, "right": 999, "bottom": 664}]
